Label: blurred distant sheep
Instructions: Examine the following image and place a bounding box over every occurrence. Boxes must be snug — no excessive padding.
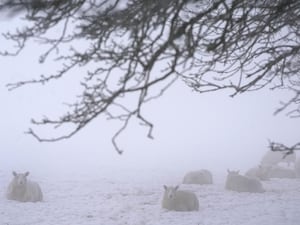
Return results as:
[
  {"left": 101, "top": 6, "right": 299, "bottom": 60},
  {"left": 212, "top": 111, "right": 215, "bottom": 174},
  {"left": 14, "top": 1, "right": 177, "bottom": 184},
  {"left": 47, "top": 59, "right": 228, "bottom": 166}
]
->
[
  {"left": 267, "top": 165, "right": 296, "bottom": 179},
  {"left": 225, "top": 170, "right": 265, "bottom": 193},
  {"left": 161, "top": 185, "right": 199, "bottom": 211},
  {"left": 245, "top": 165, "right": 270, "bottom": 181},
  {"left": 6, "top": 171, "right": 43, "bottom": 202},
  {"left": 182, "top": 169, "right": 213, "bottom": 185},
  {"left": 295, "top": 159, "right": 300, "bottom": 178},
  {"left": 261, "top": 150, "right": 296, "bottom": 167}
]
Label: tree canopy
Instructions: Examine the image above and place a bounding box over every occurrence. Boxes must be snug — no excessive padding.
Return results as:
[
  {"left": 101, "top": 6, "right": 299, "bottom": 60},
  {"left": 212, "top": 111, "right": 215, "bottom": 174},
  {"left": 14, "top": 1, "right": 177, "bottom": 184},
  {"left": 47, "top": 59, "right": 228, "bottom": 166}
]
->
[{"left": 1, "top": 0, "right": 299, "bottom": 153}]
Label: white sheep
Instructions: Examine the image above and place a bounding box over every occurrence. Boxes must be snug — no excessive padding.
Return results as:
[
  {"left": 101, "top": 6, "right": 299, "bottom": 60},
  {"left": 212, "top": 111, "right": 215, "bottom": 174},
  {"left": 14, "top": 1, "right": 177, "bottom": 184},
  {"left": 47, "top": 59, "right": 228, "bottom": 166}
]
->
[
  {"left": 6, "top": 171, "right": 43, "bottom": 202},
  {"left": 245, "top": 165, "right": 270, "bottom": 181},
  {"left": 261, "top": 150, "right": 296, "bottom": 167},
  {"left": 161, "top": 185, "right": 199, "bottom": 211},
  {"left": 267, "top": 165, "right": 296, "bottom": 179},
  {"left": 295, "top": 158, "right": 300, "bottom": 178},
  {"left": 225, "top": 170, "right": 265, "bottom": 193},
  {"left": 182, "top": 169, "right": 213, "bottom": 184}
]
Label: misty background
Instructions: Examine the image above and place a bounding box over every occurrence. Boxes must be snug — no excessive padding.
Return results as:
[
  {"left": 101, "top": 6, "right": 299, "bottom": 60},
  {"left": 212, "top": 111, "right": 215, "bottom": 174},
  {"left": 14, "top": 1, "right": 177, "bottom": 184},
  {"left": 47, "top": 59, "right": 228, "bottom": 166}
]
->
[{"left": 0, "top": 17, "right": 299, "bottom": 178}]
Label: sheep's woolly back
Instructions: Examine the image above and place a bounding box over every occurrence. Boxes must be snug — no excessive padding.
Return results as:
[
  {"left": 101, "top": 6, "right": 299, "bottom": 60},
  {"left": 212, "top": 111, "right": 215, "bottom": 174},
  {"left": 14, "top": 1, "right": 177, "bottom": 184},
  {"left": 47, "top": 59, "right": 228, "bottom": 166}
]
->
[
  {"left": 245, "top": 166, "right": 270, "bottom": 181},
  {"left": 295, "top": 159, "right": 300, "bottom": 178},
  {"left": 6, "top": 172, "right": 43, "bottom": 202},
  {"left": 261, "top": 151, "right": 296, "bottom": 166},
  {"left": 225, "top": 170, "right": 265, "bottom": 193},
  {"left": 183, "top": 169, "right": 213, "bottom": 184},
  {"left": 268, "top": 165, "right": 296, "bottom": 179},
  {"left": 162, "top": 186, "right": 199, "bottom": 211}
]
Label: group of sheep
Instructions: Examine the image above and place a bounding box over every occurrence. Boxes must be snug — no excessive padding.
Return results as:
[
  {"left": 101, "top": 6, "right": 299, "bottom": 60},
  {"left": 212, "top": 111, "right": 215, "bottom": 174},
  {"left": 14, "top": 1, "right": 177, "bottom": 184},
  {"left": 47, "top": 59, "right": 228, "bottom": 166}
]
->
[
  {"left": 5, "top": 150, "right": 300, "bottom": 214},
  {"left": 5, "top": 169, "right": 210, "bottom": 211},
  {"left": 246, "top": 150, "right": 300, "bottom": 180},
  {"left": 161, "top": 168, "right": 264, "bottom": 212},
  {"left": 162, "top": 150, "right": 300, "bottom": 212}
]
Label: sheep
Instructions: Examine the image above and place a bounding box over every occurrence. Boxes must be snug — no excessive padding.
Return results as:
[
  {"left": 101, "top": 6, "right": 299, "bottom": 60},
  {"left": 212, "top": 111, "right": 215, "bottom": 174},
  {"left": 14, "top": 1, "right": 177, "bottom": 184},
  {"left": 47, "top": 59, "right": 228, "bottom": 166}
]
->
[
  {"left": 261, "top": 150, "right": 296, "bottom": 167},
  {"left": 182, "top": 169, "right": 213, "bottom": 185},
  {"left": 245, "top": 165, "right": 270, "bottom": 181},
  {"left": 267, "top": 165, "right": 296, "bottom": 179},
  {"left": 225, "top": 169, "right": 265, "bottom": 193},
  {"left": 161, "top": 185, "right": 199, "bottom": 211},
  {"left": 6, "top": 171, "right": 43, "bottom": 202},
  {"left": 295, "top": 158, "right": 300, "bottom": 178}
]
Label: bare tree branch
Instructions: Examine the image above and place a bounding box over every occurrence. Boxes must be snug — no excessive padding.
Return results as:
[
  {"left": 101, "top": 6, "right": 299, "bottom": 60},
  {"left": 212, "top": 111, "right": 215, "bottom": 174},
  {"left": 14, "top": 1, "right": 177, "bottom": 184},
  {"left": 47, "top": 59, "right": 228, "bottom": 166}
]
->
[
  {"left": 269, "top": 141, "right": 300, "bottom": 157},
  {"left": 274, "top": 88, "right": 300, "bottom": 118},
  {"left": 1, "top": 0, "right": 300, "bottom": 153}
]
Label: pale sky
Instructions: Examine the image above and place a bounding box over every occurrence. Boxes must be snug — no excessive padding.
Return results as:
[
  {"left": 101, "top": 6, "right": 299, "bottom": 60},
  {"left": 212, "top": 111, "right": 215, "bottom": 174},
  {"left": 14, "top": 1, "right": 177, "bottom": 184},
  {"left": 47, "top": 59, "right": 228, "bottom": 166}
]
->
[{"left": 0, "top": 15, "right": 299, "bottom": 177}]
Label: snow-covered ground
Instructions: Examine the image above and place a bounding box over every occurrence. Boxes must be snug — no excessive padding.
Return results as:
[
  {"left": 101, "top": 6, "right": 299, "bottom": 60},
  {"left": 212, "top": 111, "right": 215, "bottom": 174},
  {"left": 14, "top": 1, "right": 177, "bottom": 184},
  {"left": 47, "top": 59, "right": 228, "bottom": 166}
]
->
[{"left": 1, "top": 167, "right": 300, "bottom": 225}]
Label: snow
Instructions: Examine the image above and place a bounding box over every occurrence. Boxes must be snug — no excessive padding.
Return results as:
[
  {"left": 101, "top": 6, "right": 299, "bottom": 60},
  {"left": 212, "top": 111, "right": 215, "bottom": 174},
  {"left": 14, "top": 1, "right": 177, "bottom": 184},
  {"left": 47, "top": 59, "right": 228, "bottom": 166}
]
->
[{"left": 1, "top": 167, "right": 300, "bottom": 225}]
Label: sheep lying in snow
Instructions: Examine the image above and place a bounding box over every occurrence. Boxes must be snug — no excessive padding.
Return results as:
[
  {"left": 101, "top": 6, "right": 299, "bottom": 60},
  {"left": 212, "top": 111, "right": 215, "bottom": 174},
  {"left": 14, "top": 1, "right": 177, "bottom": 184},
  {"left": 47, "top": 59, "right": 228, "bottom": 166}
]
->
[
  {"left": 225, "top": 170, "right": 265, "bottom": 193},
  {"left": 261, "top": 150, "right": 296, "bottom": 167},
  {"left": 182, "top": 169, "right": 213, "bottom": 185},
  {"left": 162, "top": 185, "right": 199, "bottom": 211},
  {"left": 267, "top": 165, "right": 296, "bottom": 179},
  {"left": 245, "top": 165, "right": 270, "bottom": 181},
  {"left": 296, "top": 159, "right": 300, "bottom": 178},
  {"left": 6, "top": 171, "right": 43, "bottom": 202}
]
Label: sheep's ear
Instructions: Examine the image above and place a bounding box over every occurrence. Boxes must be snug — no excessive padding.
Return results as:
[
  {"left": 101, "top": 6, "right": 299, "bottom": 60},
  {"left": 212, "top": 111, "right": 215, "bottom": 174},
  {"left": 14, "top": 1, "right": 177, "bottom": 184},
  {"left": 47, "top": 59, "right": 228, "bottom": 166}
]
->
[
  {"left": 163, "top": 185, "right": 167, "bottom": 190},
  {"left": 25, "top": 172, "right": 30, "bottom": 177},
  {"left": 174, "top": 185, "right": 179, "bottom": 191},
  {"left": 12, "top": 171, "right": 17, "bottom": 177}
]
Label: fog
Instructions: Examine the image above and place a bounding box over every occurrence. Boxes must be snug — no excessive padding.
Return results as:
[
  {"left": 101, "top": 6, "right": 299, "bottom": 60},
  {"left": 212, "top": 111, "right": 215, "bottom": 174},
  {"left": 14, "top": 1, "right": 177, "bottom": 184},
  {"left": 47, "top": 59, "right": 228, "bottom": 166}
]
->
[{"left": 0, "top": 22, "right": 299, "bottom": 178}]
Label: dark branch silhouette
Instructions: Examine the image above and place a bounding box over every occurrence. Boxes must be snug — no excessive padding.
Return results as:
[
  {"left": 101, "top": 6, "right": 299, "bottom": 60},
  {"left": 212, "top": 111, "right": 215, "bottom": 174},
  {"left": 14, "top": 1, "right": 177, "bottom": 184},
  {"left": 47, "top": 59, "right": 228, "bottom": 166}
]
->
[
  {"left": 274, "top": 88, "right": 300, "bottom": 118},
  {"left": 269, "top": 141, "right": 300, "bottom": 158},
  {"left": 1, "top": 0, "right": 299, "bottom": 153}
]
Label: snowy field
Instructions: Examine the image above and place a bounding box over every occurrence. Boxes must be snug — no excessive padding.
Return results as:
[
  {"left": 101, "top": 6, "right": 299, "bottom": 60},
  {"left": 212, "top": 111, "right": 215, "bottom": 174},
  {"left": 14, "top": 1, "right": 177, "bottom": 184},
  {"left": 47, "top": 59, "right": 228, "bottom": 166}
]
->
[{"left": 1, "top": 167, "right": 300, "bottom": 225}]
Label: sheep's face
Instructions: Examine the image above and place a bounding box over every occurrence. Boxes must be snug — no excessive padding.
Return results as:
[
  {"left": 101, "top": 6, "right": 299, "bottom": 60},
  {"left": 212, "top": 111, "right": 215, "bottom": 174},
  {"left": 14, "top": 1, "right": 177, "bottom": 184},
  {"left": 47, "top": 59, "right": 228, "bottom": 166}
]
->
[
  {"left": 163, "top": 185, "right": 179, "bottom": 199},
  {"left": 258, "top": 165, "right": 271, "bottom": 179},
  {"left": 198, "top": 171, "right": 204, "bottom": 177},
  {"left": 227, "top": 169, "right": 240, "bottom": 176},
  {"left": 12, "top": 171, "right": 29, "bottom": 186}
]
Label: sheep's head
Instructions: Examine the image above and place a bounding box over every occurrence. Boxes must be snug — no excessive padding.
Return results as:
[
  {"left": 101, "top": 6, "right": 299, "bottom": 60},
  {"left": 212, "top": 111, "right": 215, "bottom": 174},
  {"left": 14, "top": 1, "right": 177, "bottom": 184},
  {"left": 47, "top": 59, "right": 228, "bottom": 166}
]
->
[
  {"left": 163, "top": 185, "right": 179, "bottom": 199},
  {"left": 227, "top": 169, "right": 240, "bottom": 176},
  {"left": 258, "top": 165, "right": 271, "bottom": 179},
  {"left": 12, "top": 171, "right": 29, "bottom": 186},
  {"left": 198, "top": 171, "right": 204, "bottom": 176},
  {"left": 225, "top": 169, "right": 240, "bottom": 189}
]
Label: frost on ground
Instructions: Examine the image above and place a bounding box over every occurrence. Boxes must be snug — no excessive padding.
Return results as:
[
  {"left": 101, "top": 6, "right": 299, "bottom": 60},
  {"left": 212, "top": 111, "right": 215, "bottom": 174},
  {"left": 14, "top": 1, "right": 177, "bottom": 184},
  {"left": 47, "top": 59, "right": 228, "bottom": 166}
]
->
[{"left": 0, "top": 167, "right": 300, "bottom": 225}]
